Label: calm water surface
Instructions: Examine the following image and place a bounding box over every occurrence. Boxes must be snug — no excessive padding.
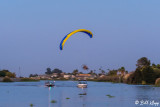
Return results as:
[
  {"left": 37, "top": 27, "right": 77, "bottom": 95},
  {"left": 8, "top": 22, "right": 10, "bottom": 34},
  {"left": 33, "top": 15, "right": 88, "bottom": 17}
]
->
[{"left": 0, "top": 81, "right": 160, "bottom": 107}]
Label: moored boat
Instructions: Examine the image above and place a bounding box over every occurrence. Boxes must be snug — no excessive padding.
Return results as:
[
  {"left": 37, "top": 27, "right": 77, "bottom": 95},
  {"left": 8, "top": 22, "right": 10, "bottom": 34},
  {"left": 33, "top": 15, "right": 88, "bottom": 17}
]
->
[
  {"left": 77, "top": 80, "right": 87, "bottom": 88},
  {"left": 45, "top": 81, "right": 55, "bottom": 87}
]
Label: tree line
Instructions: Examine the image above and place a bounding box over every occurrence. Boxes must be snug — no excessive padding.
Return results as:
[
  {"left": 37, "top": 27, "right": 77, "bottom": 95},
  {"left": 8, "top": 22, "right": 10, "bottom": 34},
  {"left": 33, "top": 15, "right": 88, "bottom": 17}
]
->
[
  {"left": 29, "top": 57, "right": 160, "bottom": 85},
  {"left": 0, "top": 70, "right": 16, "bottom": 78}
]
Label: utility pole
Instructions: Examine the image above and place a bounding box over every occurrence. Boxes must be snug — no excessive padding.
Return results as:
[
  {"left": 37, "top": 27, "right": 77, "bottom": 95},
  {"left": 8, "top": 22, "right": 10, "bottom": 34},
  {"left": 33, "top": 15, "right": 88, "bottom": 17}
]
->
[{"left": 19, "top": 67, "right": 21, "bottom": 77}]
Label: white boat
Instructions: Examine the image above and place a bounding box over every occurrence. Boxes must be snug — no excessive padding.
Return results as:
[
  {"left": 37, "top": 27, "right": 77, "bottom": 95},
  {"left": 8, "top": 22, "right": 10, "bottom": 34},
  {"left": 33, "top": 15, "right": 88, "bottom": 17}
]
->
[
  {"left": 77, "top": 80, "right": 87, "bottom": 88},
  {"left": 45, "top": 81, "right": 55, "bottom": 87}
]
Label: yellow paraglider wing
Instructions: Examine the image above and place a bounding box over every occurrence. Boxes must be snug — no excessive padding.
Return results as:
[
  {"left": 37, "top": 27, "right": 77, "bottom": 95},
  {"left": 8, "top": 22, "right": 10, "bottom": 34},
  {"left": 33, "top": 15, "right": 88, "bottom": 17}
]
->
[{"left": 60, "top": 29, "right": 93, "bottom": 50}]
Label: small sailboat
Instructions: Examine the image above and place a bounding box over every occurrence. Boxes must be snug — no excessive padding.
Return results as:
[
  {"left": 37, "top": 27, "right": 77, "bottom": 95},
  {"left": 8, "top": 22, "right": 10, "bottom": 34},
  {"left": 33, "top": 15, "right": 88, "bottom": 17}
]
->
[
  {"left": 45, "top": 81, "right": 55, "bottom": 87},
  {"left": 77, "top": 80, "right": 87, "bottom": 88}
]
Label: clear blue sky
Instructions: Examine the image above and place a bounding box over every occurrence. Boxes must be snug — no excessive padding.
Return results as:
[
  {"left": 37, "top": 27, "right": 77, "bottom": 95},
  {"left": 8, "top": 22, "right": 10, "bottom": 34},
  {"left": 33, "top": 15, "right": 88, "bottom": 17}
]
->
[{"left": 0, "top": 0, "right": 160, "bottom": 76}]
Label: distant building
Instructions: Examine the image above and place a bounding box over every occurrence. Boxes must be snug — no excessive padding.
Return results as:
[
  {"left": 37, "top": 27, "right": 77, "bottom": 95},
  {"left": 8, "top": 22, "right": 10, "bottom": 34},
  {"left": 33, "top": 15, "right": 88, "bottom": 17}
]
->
[
  {"left": 30, "top": 76, "right": 40, "bottom": 80},
  {"left": 51, "top": 73, "right": 58, "bottom": 78},
  {"left": 63, "top": 74, "right": 71, "bottom": 79},
  {"left": 38, "top": 75, "right": 52, "bottom": 80},
  {"left": 71, "top": 75, "right": 76, "bottom": 79},
  {"left": 99, "top": 74, "right": 105, "bottom": 78},
  {"left": 60, "top": 73, "right": 65, "bottom": 77}
]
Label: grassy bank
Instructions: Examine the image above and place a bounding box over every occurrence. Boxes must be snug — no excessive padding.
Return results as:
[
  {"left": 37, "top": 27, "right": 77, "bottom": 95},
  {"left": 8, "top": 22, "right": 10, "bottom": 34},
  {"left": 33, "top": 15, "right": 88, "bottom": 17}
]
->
[{"left": 20, "top": 78, "right": 40, "bottom": 82}]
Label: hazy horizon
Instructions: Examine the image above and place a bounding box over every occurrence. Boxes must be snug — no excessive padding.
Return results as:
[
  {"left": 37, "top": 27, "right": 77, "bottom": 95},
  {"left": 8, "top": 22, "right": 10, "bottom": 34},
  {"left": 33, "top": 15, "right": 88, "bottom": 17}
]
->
[{"left": 0, "top": 0, "right": 160, "bottom": 76}]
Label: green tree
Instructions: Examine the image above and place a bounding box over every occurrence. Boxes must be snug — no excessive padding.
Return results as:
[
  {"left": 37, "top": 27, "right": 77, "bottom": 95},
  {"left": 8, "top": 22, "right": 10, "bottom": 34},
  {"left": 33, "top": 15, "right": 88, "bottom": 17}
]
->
[
  {"left": 101, "top": 70, "right": 105, "bottom": 75},
  {"left": 45, "top": 68, "right": 52, "bottom": 74},
  {"left": 136, "top": 57, "right": 150, "bottom": 68},
  {"left": 88, "top": 70, "right": 94, "bottom": 74},
  {"left": 52, "top": 68, "right": 62, "bottom": 73},
  {"left": 157, "top": 64, "right": 160, "bottom": 69},
  {"left": 0, "top": 70, "right": 16, "bottom": 78},
  {"left": 132, "top": 68, "right": 143, "bottom": 84},
  {"left": 72, "top": 69, "right": 78, "bottom": 75},
  {"left": 118, "top": 67, "right": 125, "bottom": 75},
  {"left": 141, "top": 66, "right": 156, "bottom": 84},
  {"left": 79, "top": 72, "right": 83, "bottom": 74},
  {"left": 29, "top": 74, "right": 38, "bottom": 77},
  {"left": 125, "top": 71, "right": 128, "bottom": 74},
  {"left": 153, "top": 68, "right": 160, "bottom": 78},
  {"left": 107, "top": 70, "right": 117, "bottom": 76},
  {"left": 152, "top": 63, "right": 156, "bottom": 68},
  {"left": 6, "top": 72, "right": 16, "bottom": 78},
  {"left": 132, "top": 58, "right": 156, "bottom": 84},
  {"left": 0, "top": 71, "right": 6, "bottom": 77}
]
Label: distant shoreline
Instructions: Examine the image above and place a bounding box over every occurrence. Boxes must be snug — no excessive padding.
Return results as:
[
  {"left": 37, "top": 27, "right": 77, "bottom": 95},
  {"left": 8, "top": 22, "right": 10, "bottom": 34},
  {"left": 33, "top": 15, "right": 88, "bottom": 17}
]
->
[{"left": 0, "top": 77, "right": 155, "bottom": 86}]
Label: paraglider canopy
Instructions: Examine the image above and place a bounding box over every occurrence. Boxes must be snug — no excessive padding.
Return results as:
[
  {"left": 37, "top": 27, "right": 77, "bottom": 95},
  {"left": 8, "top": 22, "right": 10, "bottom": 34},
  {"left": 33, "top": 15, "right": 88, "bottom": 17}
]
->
[{"left": 60, "top": 29, "right": 93, "bottom": 50}]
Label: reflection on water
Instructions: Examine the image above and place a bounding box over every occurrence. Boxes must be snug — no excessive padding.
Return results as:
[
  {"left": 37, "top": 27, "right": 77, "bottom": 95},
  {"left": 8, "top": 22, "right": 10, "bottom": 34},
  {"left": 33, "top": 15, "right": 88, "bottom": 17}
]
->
[
  {"left": 79, "top": 88, "right": 87, "bottom": 107},
  {"left": 0, "top": 81, "right": 160, "bottom": 107},
  {"left": 48, "top": 87, "right": 51, "bottom": 107}
]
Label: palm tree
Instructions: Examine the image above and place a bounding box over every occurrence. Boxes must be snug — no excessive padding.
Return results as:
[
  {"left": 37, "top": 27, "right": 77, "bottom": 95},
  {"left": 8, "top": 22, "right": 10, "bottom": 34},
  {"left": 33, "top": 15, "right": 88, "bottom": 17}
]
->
[{"left": 118, "top": 67, "right": 125, "bottom": 75}]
